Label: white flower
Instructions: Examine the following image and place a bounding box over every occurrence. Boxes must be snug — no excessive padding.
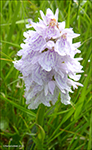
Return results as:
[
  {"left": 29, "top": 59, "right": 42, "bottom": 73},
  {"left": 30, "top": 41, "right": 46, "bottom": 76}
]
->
[{"left": 13, "top": 8, "right": 83, "bottom": 109}]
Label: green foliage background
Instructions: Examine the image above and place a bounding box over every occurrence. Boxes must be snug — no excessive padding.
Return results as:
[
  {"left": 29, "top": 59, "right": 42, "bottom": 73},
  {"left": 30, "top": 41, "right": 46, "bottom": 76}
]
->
[{"left": 0, "top": 0, "right": 92, "bottom": 150}]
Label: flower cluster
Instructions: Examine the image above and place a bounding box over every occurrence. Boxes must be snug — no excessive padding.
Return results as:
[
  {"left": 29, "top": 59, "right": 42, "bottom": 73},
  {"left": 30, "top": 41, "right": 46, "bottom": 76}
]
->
[{"left": 13, "top": 8, "right": 83, "bottom": 109}]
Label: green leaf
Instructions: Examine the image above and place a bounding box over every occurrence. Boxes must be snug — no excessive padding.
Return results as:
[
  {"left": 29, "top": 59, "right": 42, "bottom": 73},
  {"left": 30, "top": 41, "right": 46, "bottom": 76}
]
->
[
  {"left": 0, "top": 95, "right": 36, "bottom": 118},
  {"left": 1, "top": 40, "right": 20, "bottom": 48},
  {"left": 88, "top": 110, "right": 92, "bottom": 150},
  {"left": 74, "top": 69, "right": 91, "bottom": 119},
  {"left": 37, "top": 124, "right": 45, "bottom": 143},
  {"left": 66, "top": 0, "right": 71, "bottom": 28}
]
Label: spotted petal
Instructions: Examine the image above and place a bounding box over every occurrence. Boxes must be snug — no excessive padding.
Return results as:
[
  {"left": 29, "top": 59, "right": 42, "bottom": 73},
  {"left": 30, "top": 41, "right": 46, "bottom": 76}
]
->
[
  {"left": 38, "top": 50, "right": 57, "bottom": 71},
  {"left": 55, "top": 37, "right": 71, "bottom": 56}
]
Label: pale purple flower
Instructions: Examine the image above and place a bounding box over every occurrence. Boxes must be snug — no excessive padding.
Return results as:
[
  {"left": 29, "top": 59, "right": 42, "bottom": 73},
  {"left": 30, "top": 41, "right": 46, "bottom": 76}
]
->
[{"left": 13, "top": 8, "right": 83, "bottom": 109}]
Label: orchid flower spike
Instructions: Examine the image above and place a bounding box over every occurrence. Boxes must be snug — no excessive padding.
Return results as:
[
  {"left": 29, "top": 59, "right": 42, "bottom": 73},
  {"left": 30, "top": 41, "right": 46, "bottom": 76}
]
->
[{"left": 13, "top": 8, "right": 83, "bottom": 109}]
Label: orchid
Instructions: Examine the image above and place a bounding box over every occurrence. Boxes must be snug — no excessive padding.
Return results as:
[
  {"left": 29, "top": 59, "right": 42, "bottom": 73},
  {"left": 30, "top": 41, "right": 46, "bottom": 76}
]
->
[{"left": 13, "top": 8, "right": 83, "bottom": 109}]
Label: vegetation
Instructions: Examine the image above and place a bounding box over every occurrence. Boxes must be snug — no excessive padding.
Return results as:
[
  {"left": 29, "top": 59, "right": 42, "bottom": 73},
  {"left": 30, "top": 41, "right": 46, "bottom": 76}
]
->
[{"left": 0, "top": 0, "right": 92, "bottom": 149}]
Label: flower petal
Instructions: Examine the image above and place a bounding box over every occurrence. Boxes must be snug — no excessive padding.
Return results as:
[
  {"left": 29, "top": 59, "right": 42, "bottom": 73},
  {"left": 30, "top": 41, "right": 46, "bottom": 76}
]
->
[
  {"left": 29, "top": 35, "right": 46, "bottom": 51},
  {"left": 38, "top": 50, "right": 57, "bottom": 71},
  {"left": 40, "top": 10, "right": 47, "bottom": 25},
  {"left": 55, "top": 8, "right": 59, "bottom": 21},
  {"left": 58, "top": 21, "right": 65, "bottom": 31},
  {"left": 48, "top": 81, "right": 55, "bottom": 95},
  {"left": 61, "top": 92, "right": 71, "bottom": 105}
]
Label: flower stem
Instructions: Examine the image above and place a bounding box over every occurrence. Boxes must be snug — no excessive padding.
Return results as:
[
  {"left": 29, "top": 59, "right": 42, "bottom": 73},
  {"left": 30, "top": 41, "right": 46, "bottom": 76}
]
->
[
  {"left": 36, "top": 103, "right": 45, "bottom": 127},
  {"left": 35, "top": 104, "right": 45, "bottom": 149}
]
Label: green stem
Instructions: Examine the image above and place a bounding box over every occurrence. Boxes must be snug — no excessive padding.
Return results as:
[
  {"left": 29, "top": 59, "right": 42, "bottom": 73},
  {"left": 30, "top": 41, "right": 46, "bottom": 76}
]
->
[
  {"left": 36, "top": 103, "right": 45, "bottom": 127},
  {"left": 35, "top": 104, "right": 45, "bottom": 150}
]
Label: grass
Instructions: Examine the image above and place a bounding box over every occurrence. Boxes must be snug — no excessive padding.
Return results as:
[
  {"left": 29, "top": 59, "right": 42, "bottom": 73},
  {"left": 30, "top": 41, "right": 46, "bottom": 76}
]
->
[{"left": 0, "top": 0, "right": 92, "bottom": 150}]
